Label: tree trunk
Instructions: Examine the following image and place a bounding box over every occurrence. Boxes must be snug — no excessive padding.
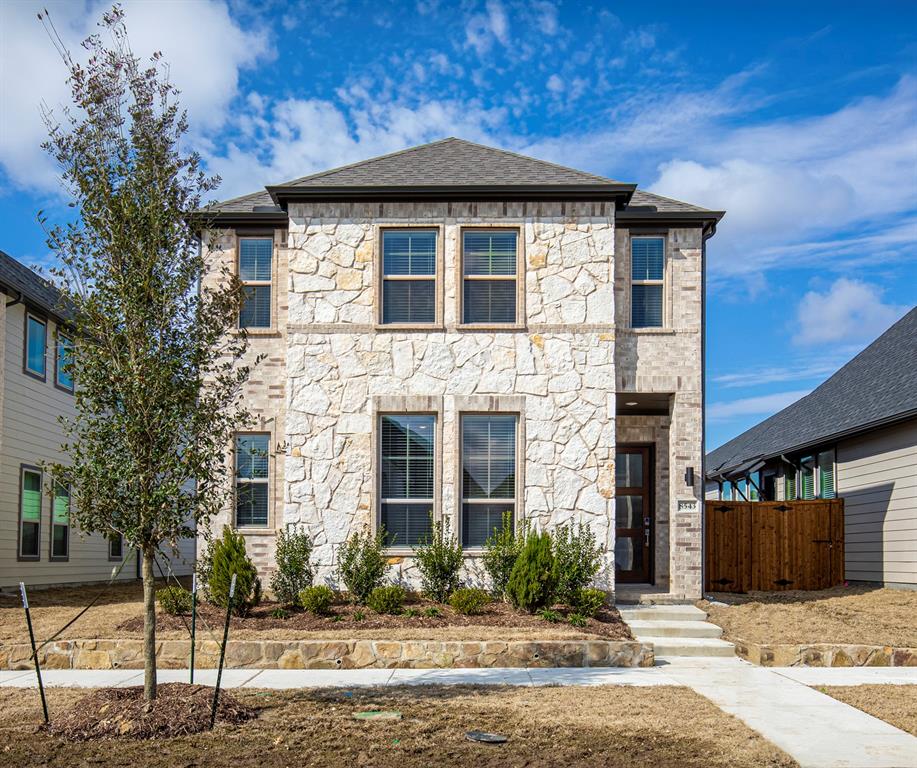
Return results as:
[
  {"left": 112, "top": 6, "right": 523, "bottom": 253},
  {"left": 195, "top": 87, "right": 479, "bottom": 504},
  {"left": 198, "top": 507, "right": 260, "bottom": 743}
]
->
[{"left": 142, "top": 546, "right": 157, "bottom": 701}]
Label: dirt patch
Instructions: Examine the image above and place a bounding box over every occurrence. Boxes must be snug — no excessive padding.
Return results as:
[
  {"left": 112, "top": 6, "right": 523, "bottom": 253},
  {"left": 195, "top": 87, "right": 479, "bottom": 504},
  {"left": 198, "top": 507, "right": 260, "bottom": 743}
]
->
[
  {"left": 45, "top": 683, "right": 254, "bottom": 740},
  {"left": 0, "top": 685, "right": 796, "bottom": 767},
  {"left": 820, "top": 685, "right": 917, "bottom": 737},
  {"left": 700, "top": 586, "right": 917, "bottom": 647}
]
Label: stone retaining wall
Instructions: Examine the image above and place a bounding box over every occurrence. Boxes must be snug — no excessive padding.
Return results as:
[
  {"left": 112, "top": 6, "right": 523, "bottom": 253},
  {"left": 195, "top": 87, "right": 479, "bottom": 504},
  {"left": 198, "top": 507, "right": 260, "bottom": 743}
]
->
[
  {"left": 1, "top": 638, "right": 653, "bottom": 671},
  {"left": 733, "top": 638, "right": 917, "bottom": 667}
]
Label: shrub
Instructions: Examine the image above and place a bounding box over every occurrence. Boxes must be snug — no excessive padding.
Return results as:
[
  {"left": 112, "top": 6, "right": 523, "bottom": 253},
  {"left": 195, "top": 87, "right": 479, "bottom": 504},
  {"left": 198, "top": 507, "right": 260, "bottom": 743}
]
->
[
  {"left": 194, "top": 535, "right": 216, "bottom": 601},
  {"left": 366, "top": 585, "right": 405, "bottom": 614},
  {"left": 209, "top": 527, "right": 262, "bottom": 616},
  {"left": 424, "top": 605, "right": 441, "bottom": 618},
  {"left": 337, "top": 527, "right": 388, "bottom": 603},
  {"left": 567, "top": 612, "right": 588, "bottom": 628},
  {"left": 270, "top": 607, "right": 289, "bottom": 620},
  {"left": 157, "top": 585, "right": 192, "bottom": 615},
  {"left": 270, "top": 528, "right": 314, "bottom": 606},
  {"left": 552, "top": 521, "right": 603, "bottom": 606},
  {"left": 506, "top": 531, "right": 557, "bottom": 612},
  {"left": 539, "top": 608, "right": 561, "bottom": 623},
  {"left": 576, "top": 588, "right": 607, "bottom": 618},
  {"left": 448, "top": 587, "right": 490, "bottom": 615},
  {"left": 353, "top": 610, "right": 365, "bottom": 621},
  {"left": 413, "top": 520, "right": 463, "bottom": 603},
  {"left": 299, "top": 585, "right": 334, "bottom": 615},
  {"left": 403, "top": 607, "right": 421, "bottom": 618},
  {"left": 481, "top": 512, "right": 528, "bottom": 600}
]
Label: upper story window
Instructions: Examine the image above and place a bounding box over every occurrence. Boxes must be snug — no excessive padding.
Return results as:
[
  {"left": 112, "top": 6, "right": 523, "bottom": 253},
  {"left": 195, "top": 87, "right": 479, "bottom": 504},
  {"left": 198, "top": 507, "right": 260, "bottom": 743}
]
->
[
  {"left": 461, "top": 413, "right": 517, "bottom": 547},
  {"left": 631, "top": 236, "right": 665, "bottom": 328},
  {"left": 56, "top": 333, "right": 74, "bottom": 393},
  {"left": 379, "top": 414, "right": 435, "bottom": 547},
  {"left": 462, "top": 231, "right": 518, "bottom": 325},
  {"left": 25, "top": 314, "right": 47, "bottom": 379},
  {"left": 381, "top": 230, "right": 436, "bottom": 325},
  {"left": 238, "top": 237, "right": 273, "bottom": 329},
  {"left": 235, "top": 433, "right": 269, "bottom": 527}
]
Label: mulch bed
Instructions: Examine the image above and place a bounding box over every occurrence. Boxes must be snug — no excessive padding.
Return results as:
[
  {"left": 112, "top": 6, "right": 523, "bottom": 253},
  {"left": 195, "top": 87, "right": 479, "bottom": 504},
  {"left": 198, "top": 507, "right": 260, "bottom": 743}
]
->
[
  {"left": 44, "top": 683, "right": 255, "bottom": 740},
  {"left": 117, "top": 596, "right": 632, "bottom": 640}
]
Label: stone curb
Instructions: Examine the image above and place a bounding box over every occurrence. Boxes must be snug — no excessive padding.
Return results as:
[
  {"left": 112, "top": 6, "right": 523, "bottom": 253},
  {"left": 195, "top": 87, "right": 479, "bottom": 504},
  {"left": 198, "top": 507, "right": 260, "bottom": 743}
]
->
[
  {"left": 0, "top": 638, "right": 654, "bottom": 670},
  {"left": 732, "top": 637, "right": 917, "bottom": 667}
]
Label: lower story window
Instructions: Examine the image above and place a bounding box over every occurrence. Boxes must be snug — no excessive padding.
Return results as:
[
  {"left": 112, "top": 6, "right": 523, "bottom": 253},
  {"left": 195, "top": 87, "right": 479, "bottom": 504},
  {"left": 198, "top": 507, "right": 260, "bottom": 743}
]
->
[
  {"left": 51, "top": 482, "right": 70, "bottom": 560},
  {"left": 19, "top": 467, "right": 41, "bottom": 559},
  {"left": 817, "top": 450, "right": 836, "bottom": 499},
  {"left": 108, "top": 533, "right": 123, "bottom": 560},
  {"left": 236, "top": 433, "right": 269, "bottom": 527},
  {"left": 379, "top": 414, "right": 434, "bottom": 547},
  {"left": 461, "top": 414, "right": 517, "bottom": 547}
]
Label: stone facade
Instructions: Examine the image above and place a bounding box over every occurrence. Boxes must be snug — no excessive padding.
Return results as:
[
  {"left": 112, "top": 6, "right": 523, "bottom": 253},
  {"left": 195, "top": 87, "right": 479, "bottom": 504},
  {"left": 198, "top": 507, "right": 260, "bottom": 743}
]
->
[{"left": 202, "top": 201, "right": 704, "bottom": 600}]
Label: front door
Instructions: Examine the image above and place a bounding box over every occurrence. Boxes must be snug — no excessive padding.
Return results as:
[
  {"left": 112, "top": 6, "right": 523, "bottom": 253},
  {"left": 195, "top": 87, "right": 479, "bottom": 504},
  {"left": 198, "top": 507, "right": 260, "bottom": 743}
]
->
[{"left": 615, "top": 445, "right": 653, "bottom": 583}]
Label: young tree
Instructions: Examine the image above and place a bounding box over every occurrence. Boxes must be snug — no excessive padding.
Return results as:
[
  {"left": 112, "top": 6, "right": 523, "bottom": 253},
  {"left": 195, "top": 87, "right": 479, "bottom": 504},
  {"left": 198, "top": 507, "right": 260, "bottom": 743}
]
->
[{"left": 40, "top": 6, "right": 256, "bottom": 701}]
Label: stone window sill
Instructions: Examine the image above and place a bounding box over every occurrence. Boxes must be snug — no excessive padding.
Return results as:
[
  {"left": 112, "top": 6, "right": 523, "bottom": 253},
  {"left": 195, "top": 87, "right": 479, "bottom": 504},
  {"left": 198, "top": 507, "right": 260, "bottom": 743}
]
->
[
  {"left": 455, "top": 324, "right": 528, "bottom": 333},
  {"left": 231, "top": 328, "right": 282, "bottom": 338},
  {"left": 623, "top": 327, "right": 677, "bottom": 336},
  {"left": 233, "top": 527, "right": 276, "bottom": 536},
  {"left": 373, "top": 324, "right": 446, "bottom": 333}
]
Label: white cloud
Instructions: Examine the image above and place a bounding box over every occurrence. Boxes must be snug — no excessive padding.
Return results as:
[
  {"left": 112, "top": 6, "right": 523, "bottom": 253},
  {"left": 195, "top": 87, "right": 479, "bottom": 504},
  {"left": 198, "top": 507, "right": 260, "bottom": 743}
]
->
[
  {"left": 533, "top": 1, "right": 559, "bottom": 36},
  {"left": 546, "top": 75, "right": 563, "bottom": 93},
  {"left": 708, "top": 390, "right": 811, "bottom": 421},
  {"left": 794, "top": 278, "right": 909, "bottom": 346},
  {"left": 713, "top": 361, "right": 841, "bottom": 389},
  {"left": 464, "top": 0, "right": 509, "bottom": 55}
]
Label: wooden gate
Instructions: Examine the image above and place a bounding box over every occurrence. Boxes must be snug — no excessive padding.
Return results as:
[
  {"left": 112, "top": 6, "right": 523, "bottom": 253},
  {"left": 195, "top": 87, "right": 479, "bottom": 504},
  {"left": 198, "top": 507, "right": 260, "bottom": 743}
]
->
[{"left": 705, "top": 499, "right": 844, "bottom": 592}]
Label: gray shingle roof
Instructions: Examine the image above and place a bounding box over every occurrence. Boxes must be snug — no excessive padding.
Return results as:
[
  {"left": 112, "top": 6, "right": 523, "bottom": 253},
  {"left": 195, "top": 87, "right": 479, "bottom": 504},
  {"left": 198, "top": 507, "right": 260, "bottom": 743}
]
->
[
  {"left": 0, "top": 250, "right": 69, "bottom": 320},
  {"left": 706, "top": 307, "right": 917, "bottom": 475},
  {"left": 627, "top": 189, "right": 716, "bottom": 214}
]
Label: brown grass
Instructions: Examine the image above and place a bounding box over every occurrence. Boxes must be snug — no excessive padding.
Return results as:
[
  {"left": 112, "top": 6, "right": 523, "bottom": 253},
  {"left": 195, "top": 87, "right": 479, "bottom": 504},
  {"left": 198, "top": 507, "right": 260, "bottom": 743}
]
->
[
  {"left": 699, "top": 585, "right": 917, "bottom": 646},
  {"left": 819, "top": 685, "right": 917, "bottom": 737},
  {"left": 0, "top": 685, "right": 796, "bottom": 768}
]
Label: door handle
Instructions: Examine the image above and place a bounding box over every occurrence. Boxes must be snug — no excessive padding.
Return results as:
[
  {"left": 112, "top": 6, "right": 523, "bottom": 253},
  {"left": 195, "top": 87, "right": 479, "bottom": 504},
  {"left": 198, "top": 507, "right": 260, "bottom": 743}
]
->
[{"left": 644, "top": 527, "right": 650, "bottom": 547}]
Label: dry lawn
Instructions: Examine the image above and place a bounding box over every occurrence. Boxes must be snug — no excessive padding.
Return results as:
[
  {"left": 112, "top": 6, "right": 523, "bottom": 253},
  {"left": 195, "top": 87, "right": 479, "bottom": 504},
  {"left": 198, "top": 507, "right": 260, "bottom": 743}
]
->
[
  {"left": 699, "top": 585, "right": 917, "bottom": 646},
  {"left": 0, "top": 685, "right": 796, "bottom": 768},
  {"left": 820, "top": 685, "right": 917, "bottom": 737}
]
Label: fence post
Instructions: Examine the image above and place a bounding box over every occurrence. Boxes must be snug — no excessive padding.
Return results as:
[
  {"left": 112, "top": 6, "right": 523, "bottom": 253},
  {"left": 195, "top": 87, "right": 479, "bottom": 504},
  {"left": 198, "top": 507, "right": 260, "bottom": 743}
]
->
[
  {"left": 20, "top": 583, "right": 49, "bottom": 724},
  {"left": 210, "top": 573, "right": 235, "bottom": 729}
]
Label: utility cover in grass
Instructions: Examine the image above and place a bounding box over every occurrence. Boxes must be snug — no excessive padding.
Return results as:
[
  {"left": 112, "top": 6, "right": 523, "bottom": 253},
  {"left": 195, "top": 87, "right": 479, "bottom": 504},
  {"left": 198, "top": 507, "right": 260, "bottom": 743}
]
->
[
  {"left": 466, "top": 730, "right": 508, "bottom": 744},
  {"left": 353, "top": 710, "right": 402, "bottom": 721}
]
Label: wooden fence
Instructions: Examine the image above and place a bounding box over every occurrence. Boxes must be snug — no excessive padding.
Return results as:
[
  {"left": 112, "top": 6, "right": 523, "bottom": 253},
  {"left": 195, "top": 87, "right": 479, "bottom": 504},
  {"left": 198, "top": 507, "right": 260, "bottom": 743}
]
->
[{"left": 705, "top": 499, "right": 844, "bottom": 592}]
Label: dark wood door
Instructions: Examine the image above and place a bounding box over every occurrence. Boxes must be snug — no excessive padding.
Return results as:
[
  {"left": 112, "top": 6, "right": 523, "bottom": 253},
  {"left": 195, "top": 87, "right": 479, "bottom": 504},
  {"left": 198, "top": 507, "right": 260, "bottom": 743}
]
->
[{"left": 615, "top": 445, "right": 653, "bottom": 583}]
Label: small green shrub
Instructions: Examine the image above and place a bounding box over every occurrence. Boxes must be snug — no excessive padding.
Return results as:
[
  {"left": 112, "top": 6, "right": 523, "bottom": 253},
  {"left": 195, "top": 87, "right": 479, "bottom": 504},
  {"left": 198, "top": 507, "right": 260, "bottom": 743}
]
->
[
  {"left": 353, "top": 610, "right": 365, "bottom": 621},
  {"left": 576, "top": 588, "right": 607, "bottom": 617},
  {"left": 506, "top": 531, "right": 557, "bottom": 612},
  {"left": 366, "top": 585, "right": 405, "bottom": 614},
  {"left": 567, "top": 612, "right": 588, "bottom": 628},
  {"left": 481, "top": 512, "right": 528, "bottom": 600},
  {"left": 270, "top": 528, "right": 314, "bottom": 606},
  {"left": 194, "top": 535, "right": 216, "bottom": 601},
  {"left": 270, "top": 607, "right": 289, "bottom": 620},
  {"left": 539, "top": 608, "right": 561, "bottom": 623},
  {"left": 209, "top": 527, "right": 262, "bottom": 616},
  {"left": 413, "top": 520, "right": 463, "bottom": 603},
  {"left": 157, "top": 585, "right": 192, "bottom": 615},
  {"left": 552, "top": 522, "right": 603, "bottom": 606},
  {"left": 448, "top": 587, "right": 490, "bottom": 615},
  {"left": 299, "top": 585, "right": 334, "bottom": 615},
  {"left": 424, "top": 606, "right": 441, "bottom": 618},
  {"left": 403, "top": 607, "right": 421, "bottom": 618},
  {"left": 337, "top": 527, "right": 388, "bottom": 603}
]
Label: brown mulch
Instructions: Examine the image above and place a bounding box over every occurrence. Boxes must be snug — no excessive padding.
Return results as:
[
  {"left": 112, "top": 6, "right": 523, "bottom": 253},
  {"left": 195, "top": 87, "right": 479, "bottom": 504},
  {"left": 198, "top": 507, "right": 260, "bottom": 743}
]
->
[
  {"left": 44, "top": 683, "right": 255, "bottom": 741},
  {"left": 820, "top": 685, "right": 917, "bottom": 737}
]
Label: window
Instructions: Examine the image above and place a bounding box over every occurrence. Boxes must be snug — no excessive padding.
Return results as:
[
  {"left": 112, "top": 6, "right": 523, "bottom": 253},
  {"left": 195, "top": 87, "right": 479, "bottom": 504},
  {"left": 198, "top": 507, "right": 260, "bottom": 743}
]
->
[
  {"left": 748, "top": 471, "right": 761, "bottom": 501},
  {"left": 462, "top": 231, "right": 518, "bottom": 324},
  {"left": 379, "top": 415, "right": 434, "bottom": 546},
  {"left": 238, "top": 237, "right": 273, "bottom": 329},
  {"left": 235, "top": 434, "right": 269, "bottom": 527},
  {"left": 461, "top": 414, "right": 517, "bottom": 547},
  {"left": 381, "top": 230, "right": 436, "bottom": 324},
  {"left": 19, "top": 467, "right": 41, "bottom": 560},
  {"left": 56, "top": 334, "right": 74, "bottom": 392},
  {"left": 784, "top": 469, "right": 797, "bottom": 501},
  {"left": 817, "top": 450, "right": 836, "bottom": 499},
  {"left": 25, "top": 314, "right": 47, "bottom": 379},
  {"left": 736, "top": 477, "right": 748, "bottom": 500},
  {"left": 108, "top": 533, "right": 123, "bottom": 560},
  {"left": 763, "top": 472, "right": 777, "bottom": 502},
  {"left": 722, "top": 481, "right": 733, "bottom": 500},
  {"left": 51, "top": 483, "right": 70, "bottom": 560},
  {"left": 800, "top": 457, "right": 816, "bottom": 499},
  {"left": 631, "top": 237, "right": 664, "bottom": 328}
]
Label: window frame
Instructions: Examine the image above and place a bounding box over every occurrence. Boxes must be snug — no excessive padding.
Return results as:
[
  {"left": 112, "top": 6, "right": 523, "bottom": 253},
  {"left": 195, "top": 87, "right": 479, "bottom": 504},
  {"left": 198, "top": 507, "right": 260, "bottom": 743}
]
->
[
  {"left": 234, "top": 431, "right": 272, "bottom": 530},
  {"left": 375, "top": 225, "right": 444, "bottom": 329},
  {"left": 459, "top": 411, "right": 521, "bottom": 550},
  {"left": 108, "top": 533, "right": 124, "bottom": 561},
  {"left": 236, "top": 233, "right": 275, "bottom": 332},
  {"left": 457, "top": 226, "right": 524, "bottom": 330},
  {"left": 23, "top": 312, "right": 48, "bottom": 381},
  {"left": 630, "top": 235, "right": 666, "bottom": 329},
  {"left": 49, "top": 481, "right": 71, "bottom": 562},
  {"left": 18, "top": 464, "right": 42, "bottom": 562},
  {"left": 817, "top": 448, "right": 836, "bottom": 499},
  {"left": 54, "top": 331, "right": 75, "bottom": 394}
]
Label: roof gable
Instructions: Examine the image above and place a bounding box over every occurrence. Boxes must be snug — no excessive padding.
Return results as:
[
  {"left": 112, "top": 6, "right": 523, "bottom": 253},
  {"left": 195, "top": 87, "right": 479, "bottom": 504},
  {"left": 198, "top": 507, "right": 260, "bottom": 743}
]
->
[{"left": 0, "top": 250, "right": 70, "bottom": 320}]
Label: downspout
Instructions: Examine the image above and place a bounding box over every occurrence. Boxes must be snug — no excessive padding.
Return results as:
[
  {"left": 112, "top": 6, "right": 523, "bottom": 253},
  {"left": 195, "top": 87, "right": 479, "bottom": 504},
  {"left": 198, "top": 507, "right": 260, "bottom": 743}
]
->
[
  {"left": 5, "top": 289, "right": 23, "bottom": 309},
  {"left": 700, "top": 223, "right": 713, "bottom": 595}
]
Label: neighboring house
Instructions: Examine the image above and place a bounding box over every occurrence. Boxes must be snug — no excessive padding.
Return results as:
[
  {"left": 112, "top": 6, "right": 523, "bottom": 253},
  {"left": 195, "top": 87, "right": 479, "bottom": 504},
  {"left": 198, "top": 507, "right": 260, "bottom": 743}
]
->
[
  {"left": 0, "top": 250, "right": 194, "bottom": 588},
  {"left": 199, "top": 138, "right": 723, "bottom": 600},
  {"left": 705, "top": 307, "right": 917, "bottom": 588}
]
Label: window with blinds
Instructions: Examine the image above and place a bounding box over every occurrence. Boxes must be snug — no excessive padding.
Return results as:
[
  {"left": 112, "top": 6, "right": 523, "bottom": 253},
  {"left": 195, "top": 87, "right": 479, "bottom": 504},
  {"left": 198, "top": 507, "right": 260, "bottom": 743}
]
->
[
  {"left": 631, "top": 237, "right": 664, "bottom": 328},
  {"left": 784, "top": 470, "right": 797, "bottom": 501},
  {"left": 236, "top": 433, "right": 270, "bottom": 527},
  {"left": 800, "top": 457, "right": 816, "bottom": 500},
  {"left": 462, "top": 231, "right": 518, "bottom": 324},
  {"left": 51, "top": 482, "right": 70, "bottom": 560},
  {"left": 381, "top": 230, "right": 436, "bottom": 324},
  {"left": 818, "top": 450, "right": 836, "bottom": 499},
  {"left": 239, "top": 238, "right": 273, "bottom": 329},
  {"left": 19, "top": 467, "right": 41, "bottom": 559},
  {"left": 379, "top": 415, "right": 434, "bottom": 546},
  {"left": 461, "top": 414, "right": 517, "bottom": 547}
]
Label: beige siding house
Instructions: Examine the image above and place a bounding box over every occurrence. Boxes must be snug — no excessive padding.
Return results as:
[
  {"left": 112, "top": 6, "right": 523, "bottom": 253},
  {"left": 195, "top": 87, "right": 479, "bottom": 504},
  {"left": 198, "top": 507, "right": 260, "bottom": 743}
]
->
[
  {"left": 0, "top": 251, "right": 195, "bottom": 588},
  {"left": 200, "top": 139, "right": 723, "bottom": 601}
]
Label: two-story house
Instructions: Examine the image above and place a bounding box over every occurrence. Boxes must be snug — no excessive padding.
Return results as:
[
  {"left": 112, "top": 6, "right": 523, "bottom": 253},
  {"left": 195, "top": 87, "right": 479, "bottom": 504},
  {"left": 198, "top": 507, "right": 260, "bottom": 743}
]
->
[{"left": 200, "top": 139, "right": 723, "bottom": 601}]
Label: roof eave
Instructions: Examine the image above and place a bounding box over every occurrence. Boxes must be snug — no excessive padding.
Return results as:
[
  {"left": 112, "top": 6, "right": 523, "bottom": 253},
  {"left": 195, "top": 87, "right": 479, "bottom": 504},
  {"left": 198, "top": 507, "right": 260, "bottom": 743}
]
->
[
  {"left": 189, "top": 210, "right": 289, "bottom": 230},
  {"left": 616, "top": 209, "right": 726, "bottom": 236}
]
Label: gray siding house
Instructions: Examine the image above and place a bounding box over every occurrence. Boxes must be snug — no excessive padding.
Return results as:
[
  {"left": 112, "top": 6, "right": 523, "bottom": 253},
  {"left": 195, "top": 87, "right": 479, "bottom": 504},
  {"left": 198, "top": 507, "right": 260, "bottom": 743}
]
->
[{"left": 706, "top": 307, "right": 917, "bottom": 588}]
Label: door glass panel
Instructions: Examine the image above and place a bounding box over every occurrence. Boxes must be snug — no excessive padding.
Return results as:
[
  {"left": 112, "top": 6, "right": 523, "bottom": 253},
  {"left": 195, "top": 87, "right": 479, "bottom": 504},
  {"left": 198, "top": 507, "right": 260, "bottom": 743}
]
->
[
  {"left": 615, "top": 536, "right": 644, "bottom": 574},
  {"left": 616, "top": 495, "right": 644, "bottom": 528},
  {"left": 615, "top": 452, "right": 643, "bottom": 487}
]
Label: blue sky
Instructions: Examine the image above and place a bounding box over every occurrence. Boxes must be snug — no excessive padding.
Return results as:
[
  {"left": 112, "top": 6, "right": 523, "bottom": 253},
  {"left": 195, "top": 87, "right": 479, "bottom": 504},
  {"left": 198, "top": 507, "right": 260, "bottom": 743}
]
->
[{"left": 1, "top": 0, "right": 915, "bottom": 450}]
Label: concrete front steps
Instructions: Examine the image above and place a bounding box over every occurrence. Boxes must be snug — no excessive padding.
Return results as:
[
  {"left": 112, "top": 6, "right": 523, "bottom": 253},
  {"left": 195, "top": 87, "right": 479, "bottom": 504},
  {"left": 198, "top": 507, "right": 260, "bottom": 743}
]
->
[{"left": 618, "top": 605, "right": 736, "bottom": 658}]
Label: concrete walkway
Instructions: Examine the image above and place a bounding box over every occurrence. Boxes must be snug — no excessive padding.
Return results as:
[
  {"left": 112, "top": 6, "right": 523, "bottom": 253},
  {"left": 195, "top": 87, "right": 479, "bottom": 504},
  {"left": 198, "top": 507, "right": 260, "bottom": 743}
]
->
[{"left": 3, "top": 662, "right": 916, "bottom": 767}]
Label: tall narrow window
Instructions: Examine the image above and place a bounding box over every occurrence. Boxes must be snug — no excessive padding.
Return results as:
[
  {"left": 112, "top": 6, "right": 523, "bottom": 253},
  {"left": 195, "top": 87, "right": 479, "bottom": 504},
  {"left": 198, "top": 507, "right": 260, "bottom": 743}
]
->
[
  {"left": 56, "top": 334, "right": 74, "bottom": 392},
  {"left": 108, "top": 533, "right": 123, "bottom": 560},
  {"left": 239, "top": 237, "right": 273, "bottom": 329},
  {"left": 379, "top": 415, "right": 434, "bottom": 546},
  {"left": 19, "top": 467, "right": 41, "bottom": 560},
  {"left": 236, "top": 434, "right": 269, "bottom": 527},
  {"left": 631, "top": 237, "right": 664, "bottom": 328},
  {"left": 818, "top": 450, "right": 836, "bottom": 499},
  {"left": 722, "top": 481, "right": 733, "bottom": 500},
  {"left": 800, "top": 457, "right": 816, "bottom": 500},
  {"left": 462, "top": 231, "right": 518, "bottom": 324},
  {"left": 461, "top": 414, "right": 517, "bottom": 547},
  {"left": 784, "top": 470, "right": 797, "bottom": 501},
  {"left": 381, "top": 230, "right": 436, "bottom": 324},
  {"left": 51, "top": 483, "right": 70, "bottom": 560},
  {"left": 25, "top": 314, "right": 47, "bottom": 379}
]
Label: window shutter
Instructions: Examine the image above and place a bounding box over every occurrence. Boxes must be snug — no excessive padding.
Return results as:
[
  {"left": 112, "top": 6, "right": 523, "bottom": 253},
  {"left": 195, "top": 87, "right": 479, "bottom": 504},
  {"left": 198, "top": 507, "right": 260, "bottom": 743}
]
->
[
  {"left": 784, "top": 472, "right": 796, "bottom": 501},
  {"left": 818, "top": 450, "right": 835, "bottom": 499},
  {"left": 800, "top": 460, "right": 815, "bottom": 500}
]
